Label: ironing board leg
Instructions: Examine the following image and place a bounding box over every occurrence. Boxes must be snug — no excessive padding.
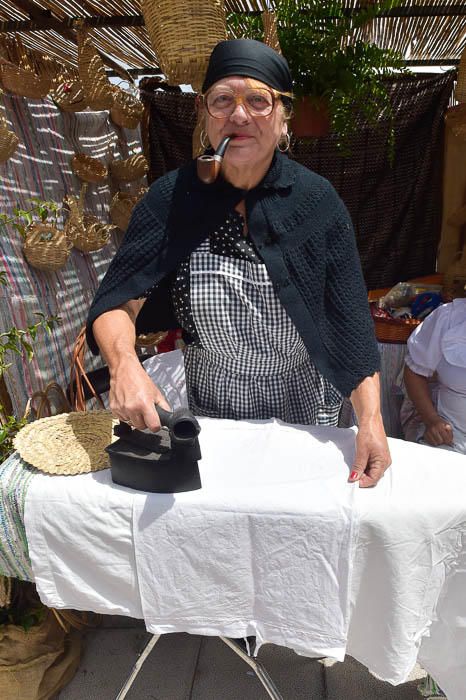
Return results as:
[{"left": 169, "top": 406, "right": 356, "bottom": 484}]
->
[
  {"left": 114, "top": 633, "right": 161, "bottom": 700},
  {"left": 220, "top": 637, "right": 284, "bottom": 700}
]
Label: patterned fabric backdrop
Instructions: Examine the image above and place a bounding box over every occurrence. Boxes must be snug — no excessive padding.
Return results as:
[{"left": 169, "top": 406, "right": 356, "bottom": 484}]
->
[
  {"left": 0, "top": 94, "right": 146, "bottom": 416},
  {"left": 142, "top": 71, "right": 455, "bottom": 290}
]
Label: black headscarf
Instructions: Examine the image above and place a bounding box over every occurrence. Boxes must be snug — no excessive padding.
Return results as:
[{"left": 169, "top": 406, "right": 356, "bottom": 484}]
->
[{"left": 202, "top": 39, "right": 293, "bottom": 94}]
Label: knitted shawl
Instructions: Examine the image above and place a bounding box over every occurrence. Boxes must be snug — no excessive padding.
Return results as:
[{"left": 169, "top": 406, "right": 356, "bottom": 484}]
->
[{"left": 87, "top": 152, "right": 380, "bottom": 397}]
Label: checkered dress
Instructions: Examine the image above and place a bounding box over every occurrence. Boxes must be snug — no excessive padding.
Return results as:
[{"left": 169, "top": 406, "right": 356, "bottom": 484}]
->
[{"left": 171, "top": 211, "right": 343, "bottom": 425}]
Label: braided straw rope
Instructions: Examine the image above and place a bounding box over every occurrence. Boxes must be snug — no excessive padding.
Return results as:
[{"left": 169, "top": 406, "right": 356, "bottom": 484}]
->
[
  {"left": 77, "top": 22, "right": 114, "bottom": 110},
  {"left": 141, "top": 0, "right": 226, "bottom": 92},
  {"left": 262, "top": 11, "right": 282, "bottom": 54},
  {"left": 110, "top": 154, "right": 149, "bottom": 182},
  {"left": 22, "top": 223, "right": 72, "bottom": 272},
  {"left": 14, "top": 410, "right": 118, "bottom": 475},
  {"left": 455, "top": 44, "right": 466, "bottom": 103}
]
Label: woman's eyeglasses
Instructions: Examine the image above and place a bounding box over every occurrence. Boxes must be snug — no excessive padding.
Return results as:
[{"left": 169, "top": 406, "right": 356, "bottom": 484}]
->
[{"left": 203, "top": 87, "right": 276, "bottom": 119}]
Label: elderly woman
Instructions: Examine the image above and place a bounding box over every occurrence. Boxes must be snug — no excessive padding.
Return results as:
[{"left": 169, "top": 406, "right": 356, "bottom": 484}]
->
[{"left": 87, "top": 39, "right": 391, "bottom": 487}]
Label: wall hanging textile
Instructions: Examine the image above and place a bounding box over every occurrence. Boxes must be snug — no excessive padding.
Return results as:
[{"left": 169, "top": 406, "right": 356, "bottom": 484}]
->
[
  {"left": 141, "top": 71, "right": 455, "bottom": 290},
  {"left": 0, "top": 96, "right": 145, "bottom": 418}
]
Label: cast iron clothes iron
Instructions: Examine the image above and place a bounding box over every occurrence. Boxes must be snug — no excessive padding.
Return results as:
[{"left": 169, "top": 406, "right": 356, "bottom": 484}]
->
[{"left": 106, "top": 404, "right": 202, "bottom": 493}]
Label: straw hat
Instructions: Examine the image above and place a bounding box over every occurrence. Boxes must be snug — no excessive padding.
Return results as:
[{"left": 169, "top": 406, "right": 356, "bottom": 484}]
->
[{"left": 14, "top": 410, "right": 118, "bottom": 475}]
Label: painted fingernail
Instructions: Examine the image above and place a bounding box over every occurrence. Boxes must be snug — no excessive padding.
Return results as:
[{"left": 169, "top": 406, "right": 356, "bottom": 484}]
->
[{"left": 349, "top": 470, "right": 360, "bottom": 481}]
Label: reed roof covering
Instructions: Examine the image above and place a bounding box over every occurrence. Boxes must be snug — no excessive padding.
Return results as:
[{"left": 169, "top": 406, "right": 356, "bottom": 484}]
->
[{"left": 0, "top": 1, "right": 464, "bottom": 77}]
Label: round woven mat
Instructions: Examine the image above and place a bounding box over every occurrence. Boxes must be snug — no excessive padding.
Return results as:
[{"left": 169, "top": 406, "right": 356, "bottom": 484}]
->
[{"left": 14, "top": 410, "right": 118, "bottom": 475}]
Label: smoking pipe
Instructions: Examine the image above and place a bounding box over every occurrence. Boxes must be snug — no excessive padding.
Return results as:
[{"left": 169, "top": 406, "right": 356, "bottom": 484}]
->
[{"left": 197, "top": 136, "right": 231, "bottom": 184}]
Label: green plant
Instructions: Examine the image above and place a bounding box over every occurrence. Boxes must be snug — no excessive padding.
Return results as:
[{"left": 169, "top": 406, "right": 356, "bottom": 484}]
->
[
  {"left": 228, "top": 0, "right": 407, "bottom": 154},
  {"left": 0, "top": 197, "right": 62, "bottom": 239},
  {"left": 0, "top": 580, "right": 46, "bottom": 631}
]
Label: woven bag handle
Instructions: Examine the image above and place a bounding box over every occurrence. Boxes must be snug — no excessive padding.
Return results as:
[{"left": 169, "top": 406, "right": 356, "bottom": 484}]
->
[{"left": 69, "top": 326, "right": 106, "bottom": 412}]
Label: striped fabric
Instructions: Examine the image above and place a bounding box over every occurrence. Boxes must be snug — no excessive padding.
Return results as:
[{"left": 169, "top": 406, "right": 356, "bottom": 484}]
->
[
  {"left": 0, "top": 451, "right": 35, "bottom": 581},
  {"left": 0, "top": 93, "right": 145, "bottom": 417}
]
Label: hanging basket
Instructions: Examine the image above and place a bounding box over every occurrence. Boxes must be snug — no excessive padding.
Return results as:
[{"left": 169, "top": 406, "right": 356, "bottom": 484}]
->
[
  {"left": 71, "top": 153, "right": 108, "bottom": 183},
  {"left": 262, "top": 11, "right": 282, "bottom": 54},
  {"left": 0, "top": 114, "right": 20, "bottom": 163},
  {"left": 52, "top": 76, "right": 88, "bottom": 113},
  {"left": 0, "top": 63, "right": 51, "bottom": 100},
  {"left": 23, "top": 223, "right": 72, "bottom": 272},
  {"left": 109, "top": 189, "right": 147, "bottom": 232},
  {"left": 76, "top": 23, "right": 114, "bottom": 111},
  {"left": 140, "top": 0, "right": 227, "bottom": 91},
  {"left": 110, "top": 86, "right": 144, "bottom": 129},
  {"left": 110, "top": 154, "right": 149, "bottom": 182},
  {"left": 67, "top": 216, "right": 114, "bottom": 253}
]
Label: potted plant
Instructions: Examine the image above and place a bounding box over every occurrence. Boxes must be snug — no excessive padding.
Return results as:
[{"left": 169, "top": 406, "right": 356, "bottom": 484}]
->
[{"left": 228, "top": 0, "right": 406, "bottom": 153}]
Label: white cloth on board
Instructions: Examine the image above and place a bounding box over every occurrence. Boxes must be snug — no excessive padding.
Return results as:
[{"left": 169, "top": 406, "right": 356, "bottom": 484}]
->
[
  {"left": 405, "top": 298, "right": 466, "bottom": 453},
  {"left": 24, "top": 425, "right": 466, "bottom": 698}
]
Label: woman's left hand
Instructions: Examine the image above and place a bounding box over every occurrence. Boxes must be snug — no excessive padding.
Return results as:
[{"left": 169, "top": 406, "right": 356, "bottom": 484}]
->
[{"left": 349, "top": 416, "right": 392, "bottom": 488}]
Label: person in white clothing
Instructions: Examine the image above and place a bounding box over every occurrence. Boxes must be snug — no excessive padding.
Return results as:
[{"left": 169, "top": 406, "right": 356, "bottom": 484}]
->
[{"left": 403, "top": 298, "right": 466, "bottom": 454}]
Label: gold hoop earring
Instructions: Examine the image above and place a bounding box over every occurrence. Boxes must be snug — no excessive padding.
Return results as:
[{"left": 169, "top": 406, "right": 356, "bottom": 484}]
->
[
  {"left": 278, "top": 132, "right": 291, "bottom": 153},
  {"left": 200, "top": 129, "right": 210, "bottom": 150}
]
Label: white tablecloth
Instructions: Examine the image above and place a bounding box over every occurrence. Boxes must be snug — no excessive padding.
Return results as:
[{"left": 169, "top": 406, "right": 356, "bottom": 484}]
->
[{"left": 24, "top": 420, "right": 466, "bottom": 699}]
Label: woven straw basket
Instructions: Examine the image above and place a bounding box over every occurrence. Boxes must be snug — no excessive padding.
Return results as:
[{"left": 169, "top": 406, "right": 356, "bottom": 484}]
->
[
  {"left": 0, "top": 63, "right": 51, "bottom": 99},
  {"left": 71, "top": 153, "right": 108, "bottom": 183},
  {"left": 141, "top": 0, "right": 227, "bottom": 91},
  {"left": 77, "top": 23, "right": 114, "bottom": 111},
  {"left": 68, "top": 216, "right": 114, "bottom": 253},
  {"left": 370, "top": 303, "right": 420, "bottom": 344},
  {"left": 23, "top": 223, "right": 72, "bottom": 272},
  {"left": 110, "top": 86, "right": 144, "bottom": 129},
  {"left": 52, "top": 76, "right": 88, "bottom": 112},
  {"left": 110, "top": 189, "right": 147, "bottom": 231},
  {"left": 14, "top": 410, "right": 118, "bottom": 475},
  {"left": 110, "top": 154, "right": 149, "bottom": 182},
  {"left": 262, "top": 11, "right": 282, "bottom": 54},
  {"left": 0, "top": 114, "right": 20, "bottom": 163}
]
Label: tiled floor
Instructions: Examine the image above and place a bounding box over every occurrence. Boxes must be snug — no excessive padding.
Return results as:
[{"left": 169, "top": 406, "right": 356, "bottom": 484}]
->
[{"left": 58, "top": 616, "right": 428, "bottom": 700}]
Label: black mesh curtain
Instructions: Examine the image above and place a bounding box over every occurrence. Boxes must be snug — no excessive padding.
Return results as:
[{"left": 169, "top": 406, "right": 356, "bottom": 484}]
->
[{"left": 141, "top": 71, "right": 455, "bottom": 289}]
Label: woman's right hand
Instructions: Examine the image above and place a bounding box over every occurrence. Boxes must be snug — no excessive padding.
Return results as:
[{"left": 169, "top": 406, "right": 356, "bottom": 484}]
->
[
  {"left": 423, "top": 416, "right": 454, "bottom": 447},
  {"left": 109, "top": 355, "right": 171, "bottom": 432}
]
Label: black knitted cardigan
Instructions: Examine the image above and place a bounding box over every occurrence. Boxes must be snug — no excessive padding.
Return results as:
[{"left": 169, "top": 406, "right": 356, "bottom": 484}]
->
[{"left": 86, "top": 151, "right": 380, "bottom": 397}]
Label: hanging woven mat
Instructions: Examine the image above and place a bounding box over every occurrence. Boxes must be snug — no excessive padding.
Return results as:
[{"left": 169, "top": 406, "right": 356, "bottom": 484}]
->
[
  {"left": 141, "top": 0, "right": 227, "bottom": 91},
  {"left": 23, "top": 223, "right": 72, "bottom": 272},
  {"left": 76, "top": 21, "right": 114, "bottom": 111},
  {"left": 110, "top": 86, "right": 144, "bottom": 129},
  {"left": 262, "top": 11, "right": 282, "bottom": 54},
  {"left": 110, "top": 188, "right": 147, "bottom": 231},
  {"left": 455, "top": 44, "right": 466, "bottom": 104},
  {"left": 110, "top": 154, "right": 149, "bottom": 182},
  {"left": 71, "top": 153, "right": 108, "bottom": 183},
  {"left": 14, "top": 410, "right": 118, "bottom": 475},
  {"left": 0, "top": 111, "right": 20, "bottom": 163}
]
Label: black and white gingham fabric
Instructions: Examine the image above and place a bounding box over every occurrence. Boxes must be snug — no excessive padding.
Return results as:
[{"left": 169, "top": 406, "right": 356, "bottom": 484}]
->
[{"left": 172, "top": 211, "right": 342, "bottom": 425}]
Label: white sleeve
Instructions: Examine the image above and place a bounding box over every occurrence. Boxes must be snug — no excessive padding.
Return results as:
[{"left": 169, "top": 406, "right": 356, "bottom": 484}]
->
[{"left": 405, "top": 303, "right": 453, "bottom": 377}]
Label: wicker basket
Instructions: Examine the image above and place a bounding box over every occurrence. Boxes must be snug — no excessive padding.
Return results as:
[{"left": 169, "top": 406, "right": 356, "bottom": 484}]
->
[
  {"left": 1, "top": 63, "right": 51, "bottom": 99},
  {"left": 262, "top": 11, "right": 282, "bottom": 54},
  {"left": 370, "top": 303, "right": 421, "bottom": 344},
  {"left": 52, "top": 76, "right": 88, "bottom": 112},
  {"left": 110, "top": 189, "right": 147, "bottom": 231},
  {"left": 68, "top": 215, "right": 114, "bottom": 253},
  {"left": 77, "top": 23, "right": 114, "bottom": 111},
  {"left": 0, "top": 114, "right": 20, "bottom": 163},
  {"left": 110, "top": 154, "right": 149, "bottom": 182},
  {"left": 71, "top": 153, "right": 108, "bottom": 183},
  {"left": 110, "top": 86, "right": 144, "bottom": 129},
  {"left": 141, "top": 0, "right": 226, "bottom": 91},
  {"left": 23, "top": 223, "right": 72, "bottom": 272}
]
